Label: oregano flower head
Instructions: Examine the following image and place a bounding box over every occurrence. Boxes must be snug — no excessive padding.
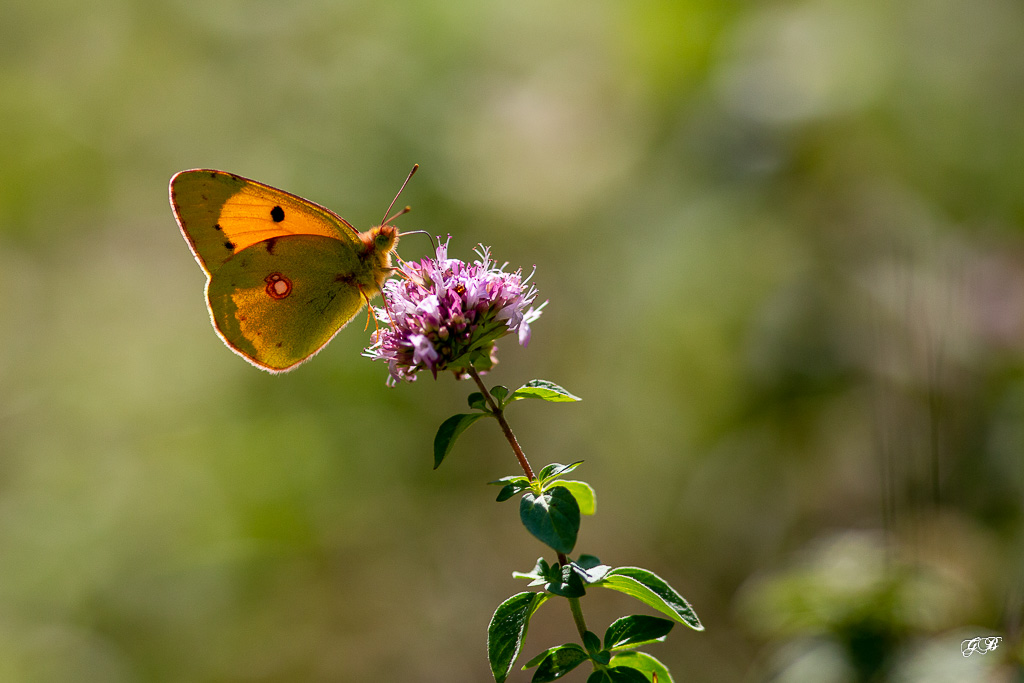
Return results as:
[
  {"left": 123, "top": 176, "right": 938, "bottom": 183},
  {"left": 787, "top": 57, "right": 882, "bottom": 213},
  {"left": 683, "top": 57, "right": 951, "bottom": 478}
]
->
[{"left": 364, "top": 239, "right": 544, "bottom": 385}]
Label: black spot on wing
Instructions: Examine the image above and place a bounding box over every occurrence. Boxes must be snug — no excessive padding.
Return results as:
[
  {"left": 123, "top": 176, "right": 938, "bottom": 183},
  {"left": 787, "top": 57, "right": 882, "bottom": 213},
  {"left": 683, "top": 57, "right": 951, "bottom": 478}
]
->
[
  {"left": 265, "top": 237, "right": 278, "bottom": 254},
  {"left": 271, "top": 206, "right": 285, "bottom": 222},
  {"left": 214, "top": 223, "right": 222, "bottom": 231},
  {"left": 224, "top": 240, "right": 235, "bottom": 250}
]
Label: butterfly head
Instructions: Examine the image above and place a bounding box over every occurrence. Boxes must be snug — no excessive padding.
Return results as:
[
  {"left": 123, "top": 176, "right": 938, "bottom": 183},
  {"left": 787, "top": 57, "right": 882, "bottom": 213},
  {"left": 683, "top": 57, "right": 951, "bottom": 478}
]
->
[
  {"left": 359, "top": 224, "right": 401, "bottom": 290},
  {"left": 364, "top": 223, "right": 399, "bottom": 254}
]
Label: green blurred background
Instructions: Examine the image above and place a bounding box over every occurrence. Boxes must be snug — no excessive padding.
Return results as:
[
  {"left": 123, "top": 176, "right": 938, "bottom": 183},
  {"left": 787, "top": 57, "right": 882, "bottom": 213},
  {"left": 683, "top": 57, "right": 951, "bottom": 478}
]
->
[{"left": 2, "top": 0, "right": 1023, "bottom": 680}]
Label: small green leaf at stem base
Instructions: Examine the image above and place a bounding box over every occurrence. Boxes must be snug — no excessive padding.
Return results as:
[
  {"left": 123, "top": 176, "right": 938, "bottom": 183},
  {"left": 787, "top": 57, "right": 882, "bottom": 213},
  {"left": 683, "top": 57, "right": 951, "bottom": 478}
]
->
[
  {"left": 603, "top": 615, "right": 674, "bottom": 651},
  {"left": 468, "top": 392, "right": 488, "bottom": 410},
  {"left": 596, "top": 568, "right": 703, "bottom": 631},
  {"left": 571, "top": 560, "right": 611, "bottom": 584},
  {"left": 509, "top": 380, "right": 582, "bottom": 403},
  {"left": 576, "top": 555, "right": 605, "bottom": 571},
  {"left": 433, "top": 412, "right": 487, "bottom": 469},
  {"left": 488, "top": 474, "right": 530, "bottom": 487},
  {"left": 512, "top": 557, "right": 551, "bottom": 586},
  {"left": 607, "top": 651, "right": 674, "bottom": 682},
  {"left": 520, "top": 485, "right": 580, "bottom": 554},
  {"left": 490, "top": 385, "right": 510, "bottom": 404},
  {"left": 545, "top": 562, "right": 586, "bottom": 598},
  {"left": 586, "top": 666, "right": 651, "bottom": 683},
  {"left": 496, "top": 480, "right": 531, "bottom": 502},
  {"left": 537, "top": 461, "right": 583, "bottom": 481},
  {"left": 488, "top": 592, "right": 549, "bottom": 683},
  {"left": 523, "top": 643, "right": 589, "bottom": 682}
]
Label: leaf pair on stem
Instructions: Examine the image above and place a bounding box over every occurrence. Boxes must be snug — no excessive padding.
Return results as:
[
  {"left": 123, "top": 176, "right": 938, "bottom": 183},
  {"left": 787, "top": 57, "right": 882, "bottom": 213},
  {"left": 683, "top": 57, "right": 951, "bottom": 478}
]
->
[{"left": 436, "top": 377, "right": 702, "bottom": 682}]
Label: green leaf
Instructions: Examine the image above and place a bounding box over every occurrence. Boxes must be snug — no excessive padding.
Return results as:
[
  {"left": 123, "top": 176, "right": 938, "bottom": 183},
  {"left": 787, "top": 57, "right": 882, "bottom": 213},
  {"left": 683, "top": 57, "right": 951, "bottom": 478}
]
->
[
  {"left": 433, "top": 413, "right": 487, "bottom": 469},
  {"left": 522, "top": 648, "right": 553, "bottom": 669},
  {"left": 512, "top": 557, "right": 550, "bottom": 585},
  {"left": 571, "top": 559, "right": 612, "bottom": 584},
  {"left": 524, "top": 644, "right": 589, "bottom": 682},
  {"left": 596, "top": 568, "right": 703, "bottom": 631},
  {"left": 608, "top": 651, "right": 674, "bottom": 682},
  {"left": 537, "top": 461, "right": 583, "bottom": 482},
  {"left": 468, "top": 392, "right": 488, "bottom": 411},
  {"left": 587, "top": 667, "right": 651, "bottom": 683},
  {"left": 488, "top": 474, "right": 530, "bottom": 486},
  {"left": 603, "top": 615, "right": 674, "bottom": 651},
  {"left": 520, "top": 486, "right": 581, "bottom": 554},
  {"left": 495, "top": 484, "right": 516, "bottom": 502},
  {"left": 490, "top": 385, "right": 510, "bottom": 404},
  {"left": 488, "top": 592, "right": 550, "bottom": 683},
  {"left": 558, "top": 480, "right": 596, "bottom": 515},
  {"left": 583, "top": 631, "right": 602, "bottom": 654},
  {"left": 495, "top": 479, "right": 532, "bottom": 502},
  {"left": 509, "top": 380, "right": 582, "bottom": 403},
  {"left": 545, "top": 562, "right": 586, "bottom": 598},
  {"left": 467, "top": 346, "right": 497, "bottom": 374}
]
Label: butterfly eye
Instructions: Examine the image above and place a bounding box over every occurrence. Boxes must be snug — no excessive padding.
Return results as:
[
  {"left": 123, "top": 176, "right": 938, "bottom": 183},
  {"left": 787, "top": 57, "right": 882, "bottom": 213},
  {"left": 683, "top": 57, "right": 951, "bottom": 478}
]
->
[{"left": 374, "top": 225, "right": 399, "bottom": 249}]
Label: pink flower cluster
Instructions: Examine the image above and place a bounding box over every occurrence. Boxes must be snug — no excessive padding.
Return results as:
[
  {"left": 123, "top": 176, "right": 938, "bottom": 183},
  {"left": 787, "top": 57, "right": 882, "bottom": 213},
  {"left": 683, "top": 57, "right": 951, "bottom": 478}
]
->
[{"left": 365, "top": 240, "right": 543, "bottom": 385}]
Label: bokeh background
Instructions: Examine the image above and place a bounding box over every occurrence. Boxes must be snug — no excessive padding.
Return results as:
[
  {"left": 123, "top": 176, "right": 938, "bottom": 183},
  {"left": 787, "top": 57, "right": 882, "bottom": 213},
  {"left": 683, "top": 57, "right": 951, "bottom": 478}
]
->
[{"left": 2, "top": 0, "right": 1023, "bottom": 680}]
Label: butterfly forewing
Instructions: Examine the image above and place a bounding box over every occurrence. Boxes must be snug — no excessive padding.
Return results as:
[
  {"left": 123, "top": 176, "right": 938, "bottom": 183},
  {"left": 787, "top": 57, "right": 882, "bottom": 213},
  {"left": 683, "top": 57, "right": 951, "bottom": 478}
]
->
[{"left": 170, "top": 169, "right": 361, "bottom": 276}]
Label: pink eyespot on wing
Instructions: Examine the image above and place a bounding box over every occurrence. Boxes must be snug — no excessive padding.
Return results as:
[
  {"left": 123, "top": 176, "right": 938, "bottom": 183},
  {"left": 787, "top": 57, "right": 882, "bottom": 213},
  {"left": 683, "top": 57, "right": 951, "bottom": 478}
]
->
[{"left": 265, "top": 273, "right": 292, "bottom": 300}]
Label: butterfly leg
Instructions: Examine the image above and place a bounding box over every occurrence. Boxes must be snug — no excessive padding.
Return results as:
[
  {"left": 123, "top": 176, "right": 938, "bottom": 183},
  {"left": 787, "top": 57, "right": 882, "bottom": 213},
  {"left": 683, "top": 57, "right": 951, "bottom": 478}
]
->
[
  {"left": 368, "top": 283, "right": 399, "bottom": 330},
  {"left": 358, "top": 285, "right": 392, "bottom": 334}
]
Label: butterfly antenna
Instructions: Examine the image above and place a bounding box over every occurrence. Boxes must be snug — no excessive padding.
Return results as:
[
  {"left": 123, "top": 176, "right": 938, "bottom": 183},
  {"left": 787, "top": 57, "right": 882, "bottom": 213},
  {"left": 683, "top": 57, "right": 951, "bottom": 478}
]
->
[
  {"left": 384, "top": 205, "right": 411, "bottom": 226},
  {"left": 381, "top": 164, "right": 419, "bottom": 226},
  {"left": 391, "top": 229, "right": 437, "bottom": 273},
  {"left": 396, "top": 229, "right": 437, "bottom": 251}
]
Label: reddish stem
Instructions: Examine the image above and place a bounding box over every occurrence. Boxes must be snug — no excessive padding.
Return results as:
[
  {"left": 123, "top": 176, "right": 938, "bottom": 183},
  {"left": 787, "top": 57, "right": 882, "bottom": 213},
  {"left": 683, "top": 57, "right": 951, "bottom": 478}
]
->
[
  {"left": 467, "top": 365, "right": 535, "bottom": 481},
  {"left": 467, "top": 366, "right": 587, "bottom": 640}
]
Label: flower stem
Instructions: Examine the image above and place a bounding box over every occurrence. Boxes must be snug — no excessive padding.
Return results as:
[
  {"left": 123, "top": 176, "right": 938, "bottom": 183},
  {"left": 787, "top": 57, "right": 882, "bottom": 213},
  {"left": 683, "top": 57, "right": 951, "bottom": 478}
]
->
[
  {"left": 467, "top": 365, "right": 535, "bottom": 481},
  {"left": 468, "top": 366, "right": 591, "bottom": 646}
]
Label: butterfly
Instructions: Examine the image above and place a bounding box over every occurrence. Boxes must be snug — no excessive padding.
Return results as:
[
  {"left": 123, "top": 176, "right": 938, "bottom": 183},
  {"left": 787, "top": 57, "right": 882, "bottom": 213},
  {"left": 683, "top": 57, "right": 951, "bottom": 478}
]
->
[{"left": 169, "top": 165, "right": 417, "bottom": 372}]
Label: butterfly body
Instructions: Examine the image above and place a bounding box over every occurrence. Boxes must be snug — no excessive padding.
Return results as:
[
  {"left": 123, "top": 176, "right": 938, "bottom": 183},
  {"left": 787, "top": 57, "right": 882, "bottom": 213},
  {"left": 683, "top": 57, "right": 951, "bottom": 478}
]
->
[{"left": 169, "top": 169, "right": 400, "bottom": 372}]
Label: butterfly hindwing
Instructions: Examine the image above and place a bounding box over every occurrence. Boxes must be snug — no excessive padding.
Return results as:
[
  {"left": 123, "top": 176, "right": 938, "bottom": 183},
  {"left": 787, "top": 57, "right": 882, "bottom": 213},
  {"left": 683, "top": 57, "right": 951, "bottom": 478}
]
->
[
  {"left": 169, "top": 169, "right": 361, "bottom": 276},
  {"left": 206, "top": 235, "right": 369, "bottom": 372}
]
